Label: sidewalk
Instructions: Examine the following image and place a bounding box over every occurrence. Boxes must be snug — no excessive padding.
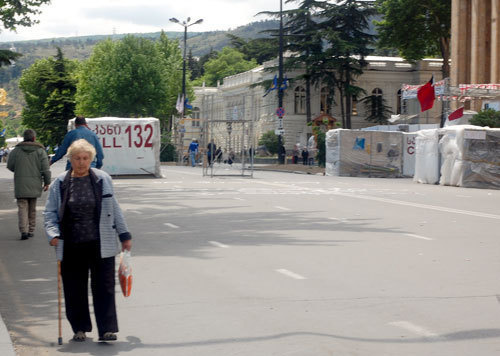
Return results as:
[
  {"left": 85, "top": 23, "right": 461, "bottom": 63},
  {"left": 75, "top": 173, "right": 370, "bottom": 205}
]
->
[
  {"left": 255, "top": 163, "right": 324, "bottom": 175},
  {"left": 0, "top": 163, "right": 16, "bottom": 356},
  {"left": 0, "top": 317, "right": 15, "bottom": 356}
]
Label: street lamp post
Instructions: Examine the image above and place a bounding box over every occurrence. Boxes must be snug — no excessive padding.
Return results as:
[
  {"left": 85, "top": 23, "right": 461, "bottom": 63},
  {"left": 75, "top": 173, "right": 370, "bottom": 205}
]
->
[
  {"left": 169, "top": 17, "right": 203, "bottom": 164},
  {"left": 169, "top": 17, "right": 203, "bottom": 116}
]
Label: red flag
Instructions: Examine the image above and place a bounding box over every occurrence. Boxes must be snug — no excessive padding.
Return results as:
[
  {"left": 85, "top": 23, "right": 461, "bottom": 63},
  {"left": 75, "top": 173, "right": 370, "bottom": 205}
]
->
[
  {"left": 417, "top": 76, "right": 435, "bottom": 112},
  {"left": 448, "top": 106, "right": 464, "bottom": 121}
]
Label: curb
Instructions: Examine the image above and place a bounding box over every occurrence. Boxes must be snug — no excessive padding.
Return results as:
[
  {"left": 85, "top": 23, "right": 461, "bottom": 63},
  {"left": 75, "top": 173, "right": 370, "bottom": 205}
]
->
[
  {"left": 0, "top": 315, "right": 15, "bottom": 356},
  {"left": 253, "top": 168, "right": 324, "bottom": 175}
]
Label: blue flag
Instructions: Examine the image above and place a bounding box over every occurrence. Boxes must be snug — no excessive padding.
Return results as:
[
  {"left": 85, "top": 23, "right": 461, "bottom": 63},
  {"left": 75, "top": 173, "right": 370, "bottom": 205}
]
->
[{"left": 184, "top": 98, "right": 193, "bottom": 110}]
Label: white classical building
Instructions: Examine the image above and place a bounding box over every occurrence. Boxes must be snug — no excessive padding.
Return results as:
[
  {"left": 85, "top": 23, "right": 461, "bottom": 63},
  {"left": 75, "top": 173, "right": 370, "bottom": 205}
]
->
[{"left": 187, "top": 56, "right": 444, "bottom": 154}]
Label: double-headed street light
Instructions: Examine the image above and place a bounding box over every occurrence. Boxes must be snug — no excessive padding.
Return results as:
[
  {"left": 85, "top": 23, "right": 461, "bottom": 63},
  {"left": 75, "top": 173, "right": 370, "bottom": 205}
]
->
[{"left": 169, "top": 17, "right": 203, "bottom": 117}]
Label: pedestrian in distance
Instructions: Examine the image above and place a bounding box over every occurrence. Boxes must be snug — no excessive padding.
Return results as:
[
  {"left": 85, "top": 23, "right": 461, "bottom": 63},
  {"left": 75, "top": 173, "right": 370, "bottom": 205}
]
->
[
  {"left": 7, "top": 129, "right": 51, "bottom": 240},
  {"left": 207, "top": 139, "right": 217, "bottom": 166},
  {"left": 2, "top": 146, "right": 9, "bottom": 162},
  {"left": 45, "top": 139, "right": 132, "bottom": 342},
  {"left": 292, "top": 144, "right": 300, "bottom": 164},
  {"left": 188, "top": 138, "right": 199, "bottom": 167},
  {"left": 50, "top": 116, "right": 104, "bottom": 170},
  {"left": 301, "top": 148, "right": 309, "bottom": 165}
]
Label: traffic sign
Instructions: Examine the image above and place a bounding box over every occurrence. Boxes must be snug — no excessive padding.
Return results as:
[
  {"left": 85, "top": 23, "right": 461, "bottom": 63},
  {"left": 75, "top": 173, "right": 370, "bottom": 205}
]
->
[
  {"left": 275, "top": 129, "right": 285, "bottom": 135},
  {"left": 276, "top": 107, "right": 285, "bottom": 117},
  {"left": 277, "top": 117, "right": 283, "bottom": 129}
]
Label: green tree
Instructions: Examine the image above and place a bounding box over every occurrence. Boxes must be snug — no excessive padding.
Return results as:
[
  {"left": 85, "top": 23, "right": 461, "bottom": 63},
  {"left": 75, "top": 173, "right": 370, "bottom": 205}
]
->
[
  {"left": 361, "top": 94, "right": 393, "bottom": 124},
  {"left": 320, "top": 0, "right": 375, "bottom": 129},
  {"left": 76, "top": 35, "right": 169, "bottom": 121},
  {"left": 156, "top": 31, "right": 190, "bottom": 130},
  {"left": 470, "top": 109, "right": 500, "bottom": 128},
  {"left": 199, "top": 47, "right": 257, "bottom": 86},
  {"left": 258, "top": 130, "right": 282, "bottom": 155},
  {"left": 19, "top": 48, "right": 77, "bottom": 147},
  {"left": 314, "top": 129, "right": 326, "bottom": 167},
  {"left": 227, "top": 34, "right": 278, "bottom": 65},
  {"left": 260, "top": 0, "right": 326, "bottom": 123},
  {"left": 375, "top": 0, "right": 451, "bottom": 77},
  {"left": 187, "top": 49, "right": 202, "bottom": 80},
  {"left": 0, "top": 1, "right": 51, "bottom": 67}
]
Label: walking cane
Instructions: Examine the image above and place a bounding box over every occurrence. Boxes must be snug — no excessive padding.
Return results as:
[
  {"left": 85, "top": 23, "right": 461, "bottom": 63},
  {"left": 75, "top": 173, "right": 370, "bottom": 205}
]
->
[{"left": 57, "top": 260, "right": 63, "bottom": 345}]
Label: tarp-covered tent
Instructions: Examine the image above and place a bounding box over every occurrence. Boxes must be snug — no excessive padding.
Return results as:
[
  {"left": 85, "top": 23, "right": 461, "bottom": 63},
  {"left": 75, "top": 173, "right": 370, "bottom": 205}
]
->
[
  {"left": 326, "top": 129, "right": 403, "bottom": 178},
  {"left": 414, "top": 125, "right": 500, "bottom": 189}
]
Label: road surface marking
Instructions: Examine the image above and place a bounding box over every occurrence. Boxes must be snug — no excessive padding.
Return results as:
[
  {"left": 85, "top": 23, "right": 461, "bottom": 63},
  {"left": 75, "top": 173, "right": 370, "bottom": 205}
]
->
[
  {"left": 20, "top": 278, "right": 52, "bottom": 282},
  {"left": 276, "top": 269, "right": 306, "bottom": 280},
  {"left": 404, "top": 233, "right": 433, "bottom": 241},
  {"left": 209, "top": 241, "right": 229, "bottom": 248},
  {"left": 329, "top": 217, "right": 348, "bottom": 222},
  {"left": 275, "top": 206, "right": 291, "bottom": 211},
  {"left": 331, "top": 192, "right": 500, "bottom": 220},
  {"left": 253, "top": 181, "right": 500, "bottom": 220},
  {"left": 164, "top": 223, "right": 179, "bottom": 229},
  {"left": 234, "top": 197, "right": 245, "bottom": 201},
  {"left": 389, "top": 321, "right": 441, "bottom": 338}
]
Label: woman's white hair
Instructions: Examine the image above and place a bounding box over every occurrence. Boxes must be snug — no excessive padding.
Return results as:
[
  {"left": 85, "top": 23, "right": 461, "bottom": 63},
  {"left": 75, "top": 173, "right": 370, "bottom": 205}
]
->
[{"left": 67, "top": 139, "right": 96, "bottom": 161}]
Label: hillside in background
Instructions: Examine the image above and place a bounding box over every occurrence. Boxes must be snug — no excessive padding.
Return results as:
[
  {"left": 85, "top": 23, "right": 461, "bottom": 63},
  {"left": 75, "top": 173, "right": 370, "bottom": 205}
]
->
[{"left": 0, "top": 20, "right": 279, "bottom": 136}]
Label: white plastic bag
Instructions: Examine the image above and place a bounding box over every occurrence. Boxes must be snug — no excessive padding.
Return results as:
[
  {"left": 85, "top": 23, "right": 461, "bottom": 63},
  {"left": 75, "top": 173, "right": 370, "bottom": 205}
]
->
[{"left": 118, "top": 251, "right": 132, "bottom": 297}]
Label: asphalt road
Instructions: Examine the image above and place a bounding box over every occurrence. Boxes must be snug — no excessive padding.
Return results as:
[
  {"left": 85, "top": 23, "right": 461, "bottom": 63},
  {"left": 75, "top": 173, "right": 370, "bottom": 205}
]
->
[{"left": 0, "top": 162, "right": 499, "bottom": 356}]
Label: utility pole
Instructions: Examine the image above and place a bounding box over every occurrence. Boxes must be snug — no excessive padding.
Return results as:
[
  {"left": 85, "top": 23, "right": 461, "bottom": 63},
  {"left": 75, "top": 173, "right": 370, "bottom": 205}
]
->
[{"left": 277, "top": 0, "right": 285, "bottom": 164}]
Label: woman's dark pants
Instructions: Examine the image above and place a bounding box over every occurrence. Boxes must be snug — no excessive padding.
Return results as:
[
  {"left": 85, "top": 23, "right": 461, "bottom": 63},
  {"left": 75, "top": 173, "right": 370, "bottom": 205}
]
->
[{"left": 61, "top": 240, "right": 118, "bottom": 337}]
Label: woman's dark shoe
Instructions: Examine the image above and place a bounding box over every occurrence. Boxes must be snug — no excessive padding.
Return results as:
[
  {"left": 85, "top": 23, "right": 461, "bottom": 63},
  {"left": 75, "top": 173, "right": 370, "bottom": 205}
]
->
[
  {"left": 99, "top": 332, "right": 117, "bottom": 341},
  {"left": 20, "top": 233, "right": 29, "bottom": 240},
  {"left": 27, "top": 233, "right": 34, "bottom": 238},
  {"left": 72, "top": 331, "right": 86, "bottom": 342}
]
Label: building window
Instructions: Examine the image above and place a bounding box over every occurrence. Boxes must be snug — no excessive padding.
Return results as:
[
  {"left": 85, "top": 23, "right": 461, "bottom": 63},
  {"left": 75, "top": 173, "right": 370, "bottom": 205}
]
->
[
  {"left": 352, "top": 96, "right": 358, "bottom": 116},
  {"left": 320, "top": 87, "right": 331, "bottom": 114},
  {"left": 371, "top": 88, "right": 383, "bottom": 116},
  {"left": 396, "top": 89, "right": 406, "bottom": 114},
  {"left": 294, "top": 86, "right": 306, "bottom": 114},
  {"left": 192, "top": 107, "right": 200, "bottom": 119}
]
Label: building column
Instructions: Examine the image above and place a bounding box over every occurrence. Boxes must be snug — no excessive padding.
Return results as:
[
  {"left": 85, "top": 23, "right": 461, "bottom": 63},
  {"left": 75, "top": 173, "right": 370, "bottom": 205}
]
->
[
  {"left": 471, "top": 0, "right": 491, "bottom": 84},
  {"left": 491, "top": 0, "right": 500, "bottom": 83},
  {"left": 451, "top": 0, "right": 472, "bottom": 109}
]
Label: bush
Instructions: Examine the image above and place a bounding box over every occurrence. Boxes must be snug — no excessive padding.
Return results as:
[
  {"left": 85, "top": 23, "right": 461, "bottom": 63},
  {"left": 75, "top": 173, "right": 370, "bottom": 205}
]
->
[
  {"left": 470, "top": 109, "right": 500, "bottom": 128},
  {"left": 258, "top": 130, "right": 283, "bottom": 155},
  {"left": 160, "top": 143, "right": 176, "bottom": 162}
]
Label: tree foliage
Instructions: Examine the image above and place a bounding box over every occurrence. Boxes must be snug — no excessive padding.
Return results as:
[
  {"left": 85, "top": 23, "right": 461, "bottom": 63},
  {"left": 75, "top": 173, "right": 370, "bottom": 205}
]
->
[
  {"left": 361, "top": 94, "right": 393, "bottom": 124},
  {"left": 198, "top": 47, "right": 257, "bottom": 86},
  {"left": 19, "top": 48, "right": 77, "bottom": 147},
  {"left": 76, "top": 34, "right": 186, "bottom": 133},
  {"left": 258, "top": 130, "right": 282, "bottom": 155},
  {"left": 227, "top": 34, "right": 278, "bottom": 65},
  {"left": 260, "top": 0, "right": 327, "bottom": 123},
  {"left": 0, "top": 0, "right": 51, "bottom": 66},
  {"left": 375, "top": 0, "right": 451, "bottom": 77},
  {"left": 320, "top": 0, "right": 375, "bottom": 129},
  {"left": 470, "top": 109, "right": 500, "bottom": 128},
  {"left": 156, "top": 31, "right": 192, "bottom": 128}
]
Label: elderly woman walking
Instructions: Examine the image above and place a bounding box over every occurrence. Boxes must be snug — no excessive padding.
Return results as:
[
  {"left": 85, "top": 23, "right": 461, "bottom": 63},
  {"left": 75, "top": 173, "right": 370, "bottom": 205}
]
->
[{"left": 44, "top": 139, "right": 132, "bottom": 342}]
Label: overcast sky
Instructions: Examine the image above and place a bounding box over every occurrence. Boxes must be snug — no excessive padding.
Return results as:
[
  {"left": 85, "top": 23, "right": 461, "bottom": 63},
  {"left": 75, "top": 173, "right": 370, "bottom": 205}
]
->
[{"left": 0, "top": 0, "right": 299, "bottom": 43}]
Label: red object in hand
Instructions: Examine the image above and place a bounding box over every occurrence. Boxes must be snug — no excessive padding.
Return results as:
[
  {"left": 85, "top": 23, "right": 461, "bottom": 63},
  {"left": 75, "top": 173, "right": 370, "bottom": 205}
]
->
[{"left": 118, "top": 251, "right": 132, "bottom": 297}]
